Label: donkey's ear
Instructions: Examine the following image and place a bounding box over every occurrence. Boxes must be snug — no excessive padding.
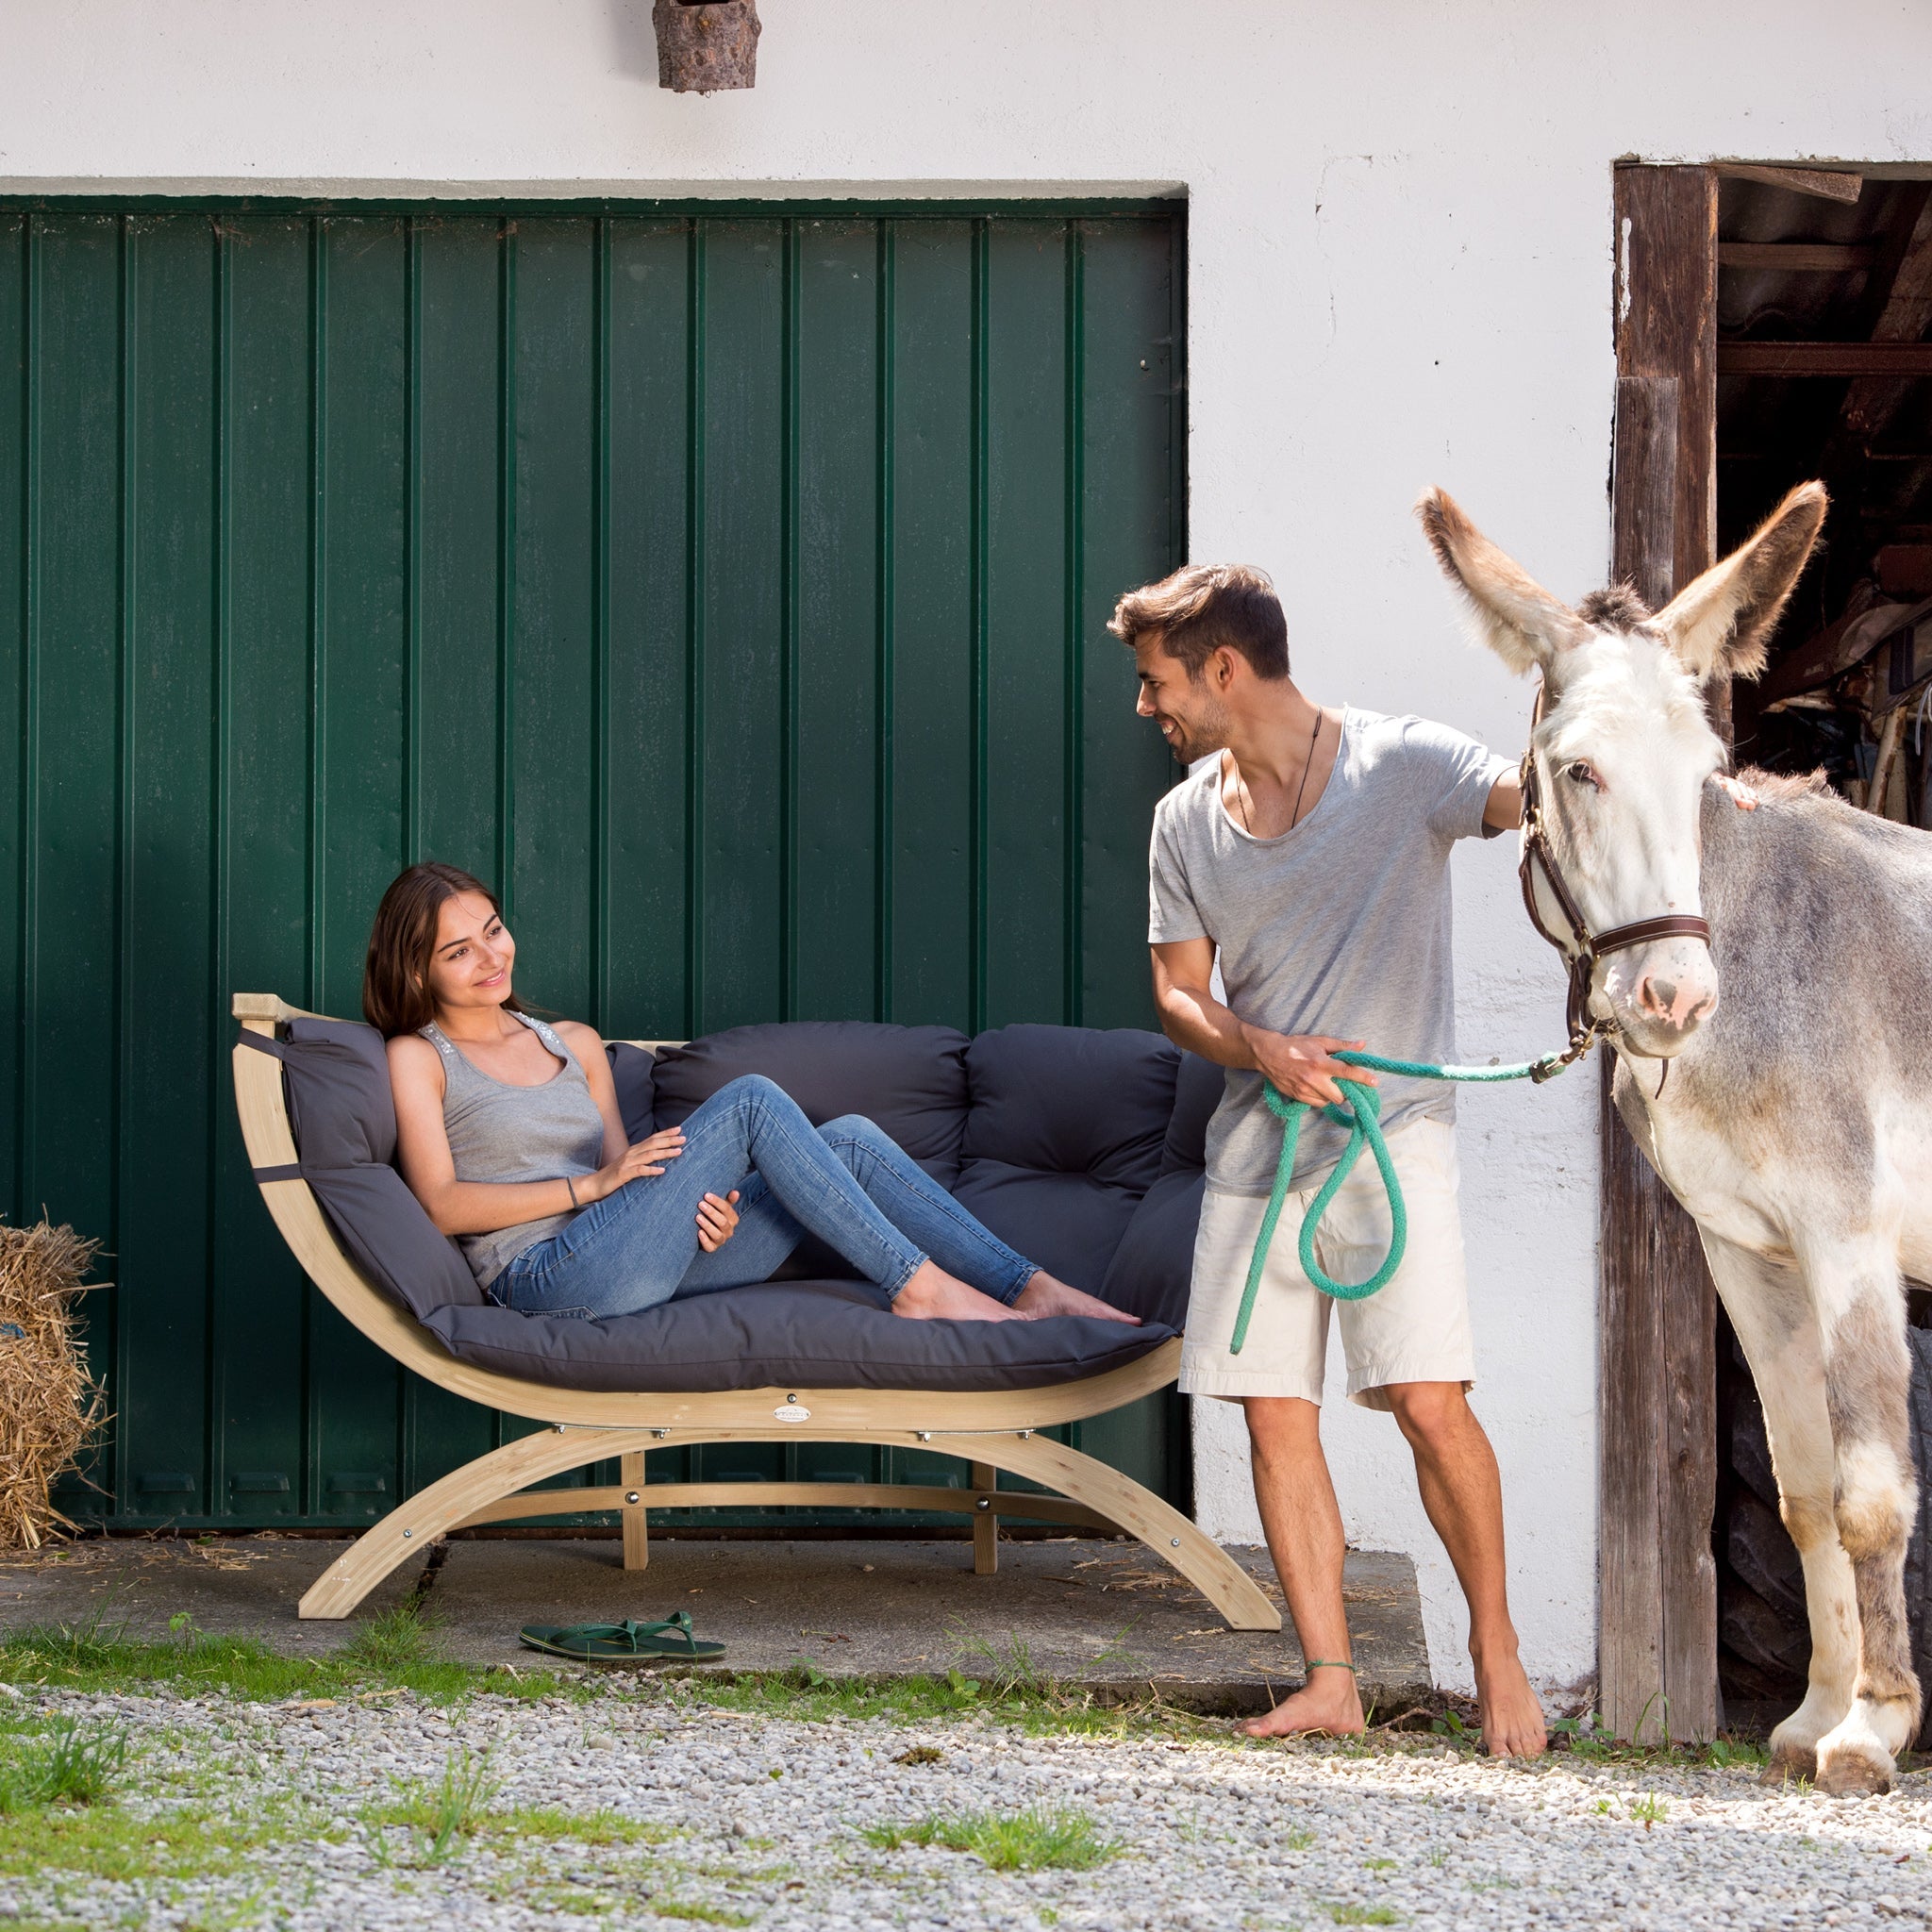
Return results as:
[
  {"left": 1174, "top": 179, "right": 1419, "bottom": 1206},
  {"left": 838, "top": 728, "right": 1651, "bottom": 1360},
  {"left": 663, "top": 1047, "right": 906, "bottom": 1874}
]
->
[
  {"left": 1416, "top": 488, "right": 1587, "bottom": 674},
  {"left": 1654, "top": 480, "right": 1827, "bottom": 680}
]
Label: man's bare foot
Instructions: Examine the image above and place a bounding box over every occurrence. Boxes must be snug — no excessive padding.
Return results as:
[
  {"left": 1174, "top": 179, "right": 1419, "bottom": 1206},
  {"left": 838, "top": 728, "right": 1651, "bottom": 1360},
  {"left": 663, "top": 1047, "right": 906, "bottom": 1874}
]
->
[
  {"left": 1011, "top": 1271, "right": 1141, "bottom": 1324},
  {"left": 1238, "top": 1671, "right": 1364, "bottom": 1740},
  {"left": 1474, "top": 1649, "right": 1547, "bottom": 1758},
  {"left": 891, "top": 1261, "right": 1025, "bottom": 1322}
]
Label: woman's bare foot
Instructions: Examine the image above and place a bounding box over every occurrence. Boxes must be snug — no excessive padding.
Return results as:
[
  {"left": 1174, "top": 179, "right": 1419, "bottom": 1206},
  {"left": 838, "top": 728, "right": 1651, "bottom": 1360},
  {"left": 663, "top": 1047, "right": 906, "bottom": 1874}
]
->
[
  {"left": 1011, "top": 1271, "right": 1141, "bottom": 1324},
  {"left": 1239, "top": 1669, "right": 1365, "bottom": 1740},
  {"left": 1474, "top": 1648, "right": 1547, "bottom": 1758},
  {"left": 892, "top": 1260, "right": 1025, "bottom": 1322}
]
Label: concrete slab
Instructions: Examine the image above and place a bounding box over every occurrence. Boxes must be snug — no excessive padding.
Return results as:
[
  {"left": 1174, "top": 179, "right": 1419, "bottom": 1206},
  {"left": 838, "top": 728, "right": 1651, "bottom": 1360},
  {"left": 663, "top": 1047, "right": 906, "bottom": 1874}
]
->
[
  {"left": 0, "top": 1534, "right": 1432, "bottom": 1716},
  {"left": 0, "top": 1536, "right": 432, "bottom": 1654}
]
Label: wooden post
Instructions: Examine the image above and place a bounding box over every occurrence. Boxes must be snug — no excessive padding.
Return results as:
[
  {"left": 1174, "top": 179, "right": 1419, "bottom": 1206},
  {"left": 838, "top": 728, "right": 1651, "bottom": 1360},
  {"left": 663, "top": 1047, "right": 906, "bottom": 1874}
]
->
[
  {"left": 652, "top": 0, "right": 759, "bottom": 93},
  {"left": 971, "top": 1461, "right": 999, "bottom": 1576},
  {"left": 621, "top": 1450, "right": 649, "bottom": 1572},
  {"left": 1602, "top": 164, "right": 1721, "bottom": 1743}
]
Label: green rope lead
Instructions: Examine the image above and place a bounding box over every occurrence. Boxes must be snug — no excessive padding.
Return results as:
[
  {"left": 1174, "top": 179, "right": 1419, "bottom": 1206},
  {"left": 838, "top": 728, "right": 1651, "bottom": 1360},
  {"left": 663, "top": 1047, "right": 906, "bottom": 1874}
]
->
[{"left": 1227, "top": 1047, "right": 1570, "bottom": 1355}]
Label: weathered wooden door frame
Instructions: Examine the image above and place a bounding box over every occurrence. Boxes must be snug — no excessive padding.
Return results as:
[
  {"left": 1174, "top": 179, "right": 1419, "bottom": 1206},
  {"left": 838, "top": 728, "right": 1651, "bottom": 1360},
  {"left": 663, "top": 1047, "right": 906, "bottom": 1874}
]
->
[{"left": 1603, "top": 161, "right": 1721, "bottom": 1742}]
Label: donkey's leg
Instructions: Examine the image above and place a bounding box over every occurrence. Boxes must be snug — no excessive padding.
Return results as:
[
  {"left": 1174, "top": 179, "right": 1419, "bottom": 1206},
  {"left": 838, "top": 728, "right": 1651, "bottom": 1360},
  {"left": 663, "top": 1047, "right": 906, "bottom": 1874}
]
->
[
  {"left": 1801, "top": 1233, "right": 1921, "bottom": 1795},
  {"left": 1706, "top": 1237, "right": 1857, "bottom": 1784}
]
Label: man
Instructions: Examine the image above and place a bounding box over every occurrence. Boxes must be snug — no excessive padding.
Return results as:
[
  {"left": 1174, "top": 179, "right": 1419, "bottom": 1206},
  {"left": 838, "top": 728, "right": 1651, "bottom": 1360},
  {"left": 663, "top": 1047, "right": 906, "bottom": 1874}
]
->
[{"left": 1110, "top": 559, "right": 1549, "bottom": 1757}]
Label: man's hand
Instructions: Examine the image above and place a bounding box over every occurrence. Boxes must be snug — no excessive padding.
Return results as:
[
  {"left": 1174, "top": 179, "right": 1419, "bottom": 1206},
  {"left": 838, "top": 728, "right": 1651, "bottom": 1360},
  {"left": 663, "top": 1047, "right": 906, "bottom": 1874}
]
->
[
  {"left": 1241, "top": 1024, "right": 1374, "bottom": 1110},
  {"left": 1715, "top": 773, "right": 1758, "bottom": 811},
  {"left": 696, "top": 1189, "right": 741, "bottom": 1253}
]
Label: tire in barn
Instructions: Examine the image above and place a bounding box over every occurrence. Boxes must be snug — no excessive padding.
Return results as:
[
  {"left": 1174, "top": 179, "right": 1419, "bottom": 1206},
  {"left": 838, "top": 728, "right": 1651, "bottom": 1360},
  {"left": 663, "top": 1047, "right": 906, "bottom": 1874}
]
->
[{"left": 1718, "top": 1314, "right": 1932, "bottom": 1742}]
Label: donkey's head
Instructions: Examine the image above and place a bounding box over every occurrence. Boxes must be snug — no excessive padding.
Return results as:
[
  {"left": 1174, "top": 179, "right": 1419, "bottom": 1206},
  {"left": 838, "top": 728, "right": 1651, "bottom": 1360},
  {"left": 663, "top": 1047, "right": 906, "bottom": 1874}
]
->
[{"left": 1418, "top": 481, "right": 1826, "bottom": 1058}]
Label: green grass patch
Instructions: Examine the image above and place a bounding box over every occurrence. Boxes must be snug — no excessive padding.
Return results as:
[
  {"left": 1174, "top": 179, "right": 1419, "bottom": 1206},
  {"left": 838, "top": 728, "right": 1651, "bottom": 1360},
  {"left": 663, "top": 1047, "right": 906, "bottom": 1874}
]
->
[
  {"left": 649, "top": 1906, "right": 754, "bottom": 1926},
  {"left": 491, "top": 1802, "right": 672, "bottom": 1846},
  {"left": 518, "top": 1883, "right": 626, "bottom": 1916},
  {"left": 362, "top": 1744, "right": 503, "bottom": 1862},
  {"left": 0, "top": 1606, "right": 580, "bottom": 1707},
  {"left": 366, "top": 1750, "right": 675, "bottom": 1867},
  {"left": 1324, "top": 1907, "right": 1401, "bottom": 1927},
  {"left": 0, "top": 1800, "right": 277, "bottom": 1883},
  {"left": 690, "top": 1661, "right": 1191, "bottom": 1740},
  {"left": 862, "top": 1804, "right": 1120, "bottom": 1872},
  {"left": 0, "top": 1716, "right": 129, "bottom": 1810},
  {"left": 1546, "top": 1712, "right": 1767, "bottom": 1771}
]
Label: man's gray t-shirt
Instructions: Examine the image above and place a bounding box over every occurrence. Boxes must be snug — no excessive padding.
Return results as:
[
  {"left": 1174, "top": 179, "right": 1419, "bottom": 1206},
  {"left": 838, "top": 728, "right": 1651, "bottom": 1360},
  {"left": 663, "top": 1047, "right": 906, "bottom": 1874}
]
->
[{"left": 1148, "top": 707, "right": 1510, "bottom": 1195}]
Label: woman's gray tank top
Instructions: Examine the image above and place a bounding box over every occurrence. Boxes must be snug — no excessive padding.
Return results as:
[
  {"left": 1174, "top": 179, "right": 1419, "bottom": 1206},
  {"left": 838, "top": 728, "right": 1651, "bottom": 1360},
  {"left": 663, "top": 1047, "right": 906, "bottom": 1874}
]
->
[{"left": 420, "top": 1012, "right": 607, "bottom": 1290}]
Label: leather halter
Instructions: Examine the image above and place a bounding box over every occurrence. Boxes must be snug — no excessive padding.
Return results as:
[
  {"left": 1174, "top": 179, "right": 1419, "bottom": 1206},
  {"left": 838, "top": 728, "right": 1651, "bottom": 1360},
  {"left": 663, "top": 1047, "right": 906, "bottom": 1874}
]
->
[{"left": 1515, "top": 681, "right": 1712, "bottom": 1078}]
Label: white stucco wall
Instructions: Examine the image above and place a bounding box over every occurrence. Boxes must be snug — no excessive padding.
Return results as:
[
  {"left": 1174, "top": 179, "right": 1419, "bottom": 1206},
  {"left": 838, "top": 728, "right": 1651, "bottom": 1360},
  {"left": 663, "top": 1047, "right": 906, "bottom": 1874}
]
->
[{"left": 7, "top": 0, "right": 1930, "bottom": 1696}]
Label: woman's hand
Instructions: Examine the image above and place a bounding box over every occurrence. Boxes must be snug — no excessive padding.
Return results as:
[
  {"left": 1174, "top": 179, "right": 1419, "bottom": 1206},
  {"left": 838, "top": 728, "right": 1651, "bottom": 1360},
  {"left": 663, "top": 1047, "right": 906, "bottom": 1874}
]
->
[
  {"left": 695, "top": 1190, "right": 741, "bottom": 1253},
  {"left": 586, "top": 1126, "right": 686, "bottom": 1203}
]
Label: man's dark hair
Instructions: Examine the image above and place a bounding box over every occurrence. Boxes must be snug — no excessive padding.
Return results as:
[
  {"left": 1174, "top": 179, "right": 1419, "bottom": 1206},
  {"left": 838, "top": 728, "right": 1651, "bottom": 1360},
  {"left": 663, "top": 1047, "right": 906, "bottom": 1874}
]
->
[{"left": 1107, "top": 563, "right": 1290, "bottom": 680}]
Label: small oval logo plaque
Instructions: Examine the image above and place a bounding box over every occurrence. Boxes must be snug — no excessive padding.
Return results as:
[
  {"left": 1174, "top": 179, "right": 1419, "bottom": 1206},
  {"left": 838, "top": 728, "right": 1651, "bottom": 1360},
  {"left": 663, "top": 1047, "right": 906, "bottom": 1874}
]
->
[{"left": 774, "top": 1402, "right": 810, "bottom": 1424}]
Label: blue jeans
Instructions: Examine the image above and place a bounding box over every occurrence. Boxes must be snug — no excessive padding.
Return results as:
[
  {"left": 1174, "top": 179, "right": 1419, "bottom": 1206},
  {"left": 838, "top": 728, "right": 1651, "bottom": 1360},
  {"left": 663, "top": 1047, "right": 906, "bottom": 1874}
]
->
[{"left": 492, "top": 1074, "right": 1038, "bottom": 1321}]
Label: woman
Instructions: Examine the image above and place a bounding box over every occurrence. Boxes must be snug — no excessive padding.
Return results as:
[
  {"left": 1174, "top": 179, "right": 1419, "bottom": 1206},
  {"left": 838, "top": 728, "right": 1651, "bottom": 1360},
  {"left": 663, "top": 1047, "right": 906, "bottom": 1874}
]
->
[{"left": 368, "top": 863, "right": 1137, "bottom": 1326}]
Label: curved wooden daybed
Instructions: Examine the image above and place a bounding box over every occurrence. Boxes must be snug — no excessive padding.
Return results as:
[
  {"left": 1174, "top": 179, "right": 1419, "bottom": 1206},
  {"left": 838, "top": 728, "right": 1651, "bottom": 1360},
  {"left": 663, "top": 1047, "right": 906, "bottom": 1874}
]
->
[{"left": 231, "top": 994, "right": 1280, "bottom": 1630}]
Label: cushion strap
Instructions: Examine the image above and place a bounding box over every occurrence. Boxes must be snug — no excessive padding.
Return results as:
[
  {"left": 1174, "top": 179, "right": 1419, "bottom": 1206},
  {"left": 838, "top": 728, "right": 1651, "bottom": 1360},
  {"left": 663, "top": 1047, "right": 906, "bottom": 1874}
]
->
[
  {"left": 251, "top": 1162, "right": 312, "bottom": 1184},
  {"left": 235, "top": 1030, "right": 287, "bottom": 1059}
]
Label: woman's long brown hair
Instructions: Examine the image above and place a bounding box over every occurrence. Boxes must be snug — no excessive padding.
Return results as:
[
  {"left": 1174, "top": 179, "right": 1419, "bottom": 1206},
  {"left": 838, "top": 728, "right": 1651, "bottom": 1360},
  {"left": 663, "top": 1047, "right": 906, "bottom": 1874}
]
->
[{"left": 362, "top": 862, "right": 526, "bottom": 1038}]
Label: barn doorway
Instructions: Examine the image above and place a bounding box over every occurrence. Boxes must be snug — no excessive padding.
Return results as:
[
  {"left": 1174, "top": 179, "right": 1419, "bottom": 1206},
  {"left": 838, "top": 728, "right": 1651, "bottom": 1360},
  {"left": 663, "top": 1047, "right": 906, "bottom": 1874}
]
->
[
  {"left": 1607, "top": 160, "right": 1932, "bottom": 1740},
  {"left": 1711, "top": 170, "right": 1932, "bottom": 1723}
]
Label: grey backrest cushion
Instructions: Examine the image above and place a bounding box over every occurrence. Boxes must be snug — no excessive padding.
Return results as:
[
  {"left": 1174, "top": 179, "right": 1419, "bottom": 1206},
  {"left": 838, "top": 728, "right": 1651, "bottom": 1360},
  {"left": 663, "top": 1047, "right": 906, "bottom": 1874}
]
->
[
  {"left": 275, "top": 1019, "right": 484, "bottom": 1317},
  {"left": 1101, "top": 1171, "right": 1204, "bottom": 1330},
  {"left": 425, "top": 1279, "right": 1174, "bottom": 1393},
  {"left": 650, "top": 1021, "right": 972, "bottom": 1183},
  {"left": 951, "top": 1025, "right": 1178, "bottom": 1291},
  {"left": 1103, "top": 1048, "right": 1219, "bottom": 1328},
  {"left": 1161, "top": 1050, "right": 1224, "bottom": 1176},
  {"left": 606, "top": 1042, "right": 657, "bottom": 1143}
]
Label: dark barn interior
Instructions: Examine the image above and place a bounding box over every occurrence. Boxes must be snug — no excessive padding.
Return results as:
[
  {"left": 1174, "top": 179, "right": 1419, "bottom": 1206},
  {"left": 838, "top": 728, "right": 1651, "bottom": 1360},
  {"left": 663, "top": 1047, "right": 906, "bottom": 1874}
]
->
[{"left": 1711, "top": 170, "right": 1932, "bottom": 1714}]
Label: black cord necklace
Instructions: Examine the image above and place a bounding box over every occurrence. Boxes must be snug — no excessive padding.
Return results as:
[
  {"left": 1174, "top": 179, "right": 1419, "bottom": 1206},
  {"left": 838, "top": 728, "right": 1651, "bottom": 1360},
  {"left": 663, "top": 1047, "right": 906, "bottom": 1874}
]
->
[{"left": 1234, "top": 708, "right": 1324, "bottom": 836}]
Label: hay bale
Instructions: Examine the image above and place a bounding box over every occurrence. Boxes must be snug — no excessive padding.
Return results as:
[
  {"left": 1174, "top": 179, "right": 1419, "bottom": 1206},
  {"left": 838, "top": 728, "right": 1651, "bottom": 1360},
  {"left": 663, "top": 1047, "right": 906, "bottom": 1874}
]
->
[{"left": 0, "top": 1220, "right": 109, "bottom": 1549}]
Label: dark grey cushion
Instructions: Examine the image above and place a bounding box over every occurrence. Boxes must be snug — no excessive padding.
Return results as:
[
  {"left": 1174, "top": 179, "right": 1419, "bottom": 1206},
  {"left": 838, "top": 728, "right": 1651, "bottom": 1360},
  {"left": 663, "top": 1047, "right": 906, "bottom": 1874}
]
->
[
  {"left": 607, "top": 1042, "right": 657, "bottom": 1143},
  {"left": 1161, "top": 1050, "right": 1224, "bottom": 1175},
  {"left": 273, "top": 1019, "right": 483, "bottom": 1318},
  {"left": 1101, "top": 1169, "right": 1204, "bottom": 1330},
  {"left": 964, "top": 1024, "right": 1177, "bottom": 1191},
  {"left": 651, "top": 1020, "right": 973, "bottom": 1284},
  {"left": 424, "top": 1278, "right": 1175, "bottom": 1393},
  {"left": 949, "top": 1162, "right": 1140, "bottom": 1294},
  {"left": 950, "top": 1025, "right": 1178, "bottom": 1293},
  {"left": 651, "top": 1021, "right": 972, "bottom": 1185}
]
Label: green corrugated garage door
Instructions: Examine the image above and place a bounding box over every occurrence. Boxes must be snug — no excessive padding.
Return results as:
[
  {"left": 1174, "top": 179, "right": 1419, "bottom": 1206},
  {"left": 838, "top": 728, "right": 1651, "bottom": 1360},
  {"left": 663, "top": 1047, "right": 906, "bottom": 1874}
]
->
[{"left": 0, "top": 201, "right": 1187, "bottom": 1531}]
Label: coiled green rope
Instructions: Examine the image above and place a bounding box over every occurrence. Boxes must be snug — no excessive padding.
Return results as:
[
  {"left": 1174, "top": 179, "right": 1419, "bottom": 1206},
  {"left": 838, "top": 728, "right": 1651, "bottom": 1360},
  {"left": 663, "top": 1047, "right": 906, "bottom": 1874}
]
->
[{"left": 1228, "top": 1047, "right": 1570, "bottom": 1354}]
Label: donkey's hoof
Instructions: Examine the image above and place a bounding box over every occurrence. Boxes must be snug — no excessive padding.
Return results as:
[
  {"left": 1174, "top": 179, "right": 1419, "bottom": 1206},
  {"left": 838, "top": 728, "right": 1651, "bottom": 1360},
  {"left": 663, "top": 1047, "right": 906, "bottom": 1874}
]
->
[
  {"left": 1814, "top": 1742, "right": 1894, "bottom": 1797},
  {"left": 1760, "top": 1743, "right": 1817, "bottom": 1787}
]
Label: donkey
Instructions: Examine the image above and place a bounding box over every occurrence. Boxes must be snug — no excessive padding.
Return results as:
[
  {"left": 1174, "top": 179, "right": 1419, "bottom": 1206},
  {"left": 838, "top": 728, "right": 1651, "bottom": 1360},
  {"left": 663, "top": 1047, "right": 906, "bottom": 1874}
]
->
[{"left": 1419, "top": 478, "right": 1932, "bottom": 1794}]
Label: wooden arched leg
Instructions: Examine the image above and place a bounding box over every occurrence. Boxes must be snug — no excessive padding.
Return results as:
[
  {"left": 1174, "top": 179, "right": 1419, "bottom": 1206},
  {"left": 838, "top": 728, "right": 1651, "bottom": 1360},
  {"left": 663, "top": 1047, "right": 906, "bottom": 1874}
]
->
[
  {"left": 299, "top": 1425, "right": 650, "bottom": 1619},
  {"left": 298, "top": 1422, "right": 1279, "bottom": 1633},
  {"left": 972, "top": 1432, "right": 1280, "bottom": 1631}
]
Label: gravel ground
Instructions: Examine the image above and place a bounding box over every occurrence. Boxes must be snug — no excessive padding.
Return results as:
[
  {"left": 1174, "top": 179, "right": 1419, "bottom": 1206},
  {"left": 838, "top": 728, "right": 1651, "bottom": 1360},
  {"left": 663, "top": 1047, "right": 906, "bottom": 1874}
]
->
[{"left": 2, "top": 1684, "right": 1929, "bottom": 1930}]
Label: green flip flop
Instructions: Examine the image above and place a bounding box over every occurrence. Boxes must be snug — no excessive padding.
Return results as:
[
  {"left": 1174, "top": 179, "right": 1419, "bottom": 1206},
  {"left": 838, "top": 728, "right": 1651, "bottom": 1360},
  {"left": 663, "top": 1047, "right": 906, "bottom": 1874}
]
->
[{"left": 518, "top": 1611, "right": 725, "bottom": 1664}]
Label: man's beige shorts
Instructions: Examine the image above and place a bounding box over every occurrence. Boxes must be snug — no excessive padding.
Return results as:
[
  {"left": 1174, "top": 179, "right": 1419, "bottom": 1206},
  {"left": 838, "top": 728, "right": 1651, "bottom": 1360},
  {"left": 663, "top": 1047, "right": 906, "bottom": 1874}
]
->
[{"left": 1179, "top": 1116, "right": 1474, "bottom": 1411}]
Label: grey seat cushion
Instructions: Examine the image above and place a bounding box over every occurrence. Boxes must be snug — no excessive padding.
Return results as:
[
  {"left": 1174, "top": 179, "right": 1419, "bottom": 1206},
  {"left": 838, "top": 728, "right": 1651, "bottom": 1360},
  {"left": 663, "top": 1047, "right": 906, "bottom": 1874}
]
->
[
  {"left": 424, "top": 1279, "right": 1175, "bottom": 1393},
  {"left": 269, "top": 1019, "right": 484, "bottom": 1319}
]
